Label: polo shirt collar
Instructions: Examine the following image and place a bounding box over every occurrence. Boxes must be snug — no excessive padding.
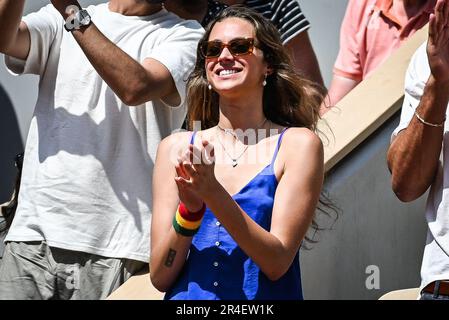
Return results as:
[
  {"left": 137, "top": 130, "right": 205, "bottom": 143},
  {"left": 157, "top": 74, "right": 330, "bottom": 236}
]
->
[{"left": 374, "top": 0, "right": 436, "bottom": 28}]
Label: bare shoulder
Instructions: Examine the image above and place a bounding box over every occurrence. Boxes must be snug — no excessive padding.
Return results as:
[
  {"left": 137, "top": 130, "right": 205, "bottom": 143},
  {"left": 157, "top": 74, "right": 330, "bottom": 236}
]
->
[
  {"left": 157, "top": 131, "right": 193, "bottom": 156},
  {"left": 275, "top": 127, "right": 324, "bottom": 182},
  {"left": 282, "top": 127, "right": 323, "bottom": 155}
]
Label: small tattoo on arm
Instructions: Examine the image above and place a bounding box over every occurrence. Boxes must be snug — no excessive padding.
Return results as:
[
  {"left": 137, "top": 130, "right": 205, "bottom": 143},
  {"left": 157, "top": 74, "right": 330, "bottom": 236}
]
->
[{"left": 165, "top": 248, "right": 177, "bottom": 267}]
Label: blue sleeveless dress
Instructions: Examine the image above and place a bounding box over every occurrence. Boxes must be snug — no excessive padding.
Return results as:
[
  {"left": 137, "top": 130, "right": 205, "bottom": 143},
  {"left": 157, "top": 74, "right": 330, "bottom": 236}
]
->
[{"left": 165, "top": 128, "right": 303, "bottom": 300}]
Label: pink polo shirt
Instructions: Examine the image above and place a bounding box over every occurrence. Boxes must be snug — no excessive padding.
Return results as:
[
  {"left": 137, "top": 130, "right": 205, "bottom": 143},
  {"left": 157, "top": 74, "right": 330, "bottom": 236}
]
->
[{"left": 334, "top": 0, "right": 435, "bottom": 81}]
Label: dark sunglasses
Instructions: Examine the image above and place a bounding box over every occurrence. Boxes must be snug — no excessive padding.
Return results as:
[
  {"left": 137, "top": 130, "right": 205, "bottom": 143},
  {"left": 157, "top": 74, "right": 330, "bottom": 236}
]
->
[{"left": 201, "top": 38, "right": 255, "bottom": 58}]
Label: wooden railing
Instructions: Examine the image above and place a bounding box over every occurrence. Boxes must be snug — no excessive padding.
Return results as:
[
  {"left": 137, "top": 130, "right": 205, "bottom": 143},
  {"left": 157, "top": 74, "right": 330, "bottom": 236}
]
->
[
  {"left": 107, "top": 25, "right": 429, "bottom": 300},
  {"left": 321, "top": 25, "right": 428, "bottom": 172}
]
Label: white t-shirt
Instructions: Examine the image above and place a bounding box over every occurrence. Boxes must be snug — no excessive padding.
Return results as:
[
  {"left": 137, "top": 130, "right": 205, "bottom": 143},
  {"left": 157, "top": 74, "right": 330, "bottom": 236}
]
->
[
  {"left": 392, "top": 42, "right": 449, "bottom": 290},
  {"left": 4, "top": 4, "right": 204, "bottom": 262}
]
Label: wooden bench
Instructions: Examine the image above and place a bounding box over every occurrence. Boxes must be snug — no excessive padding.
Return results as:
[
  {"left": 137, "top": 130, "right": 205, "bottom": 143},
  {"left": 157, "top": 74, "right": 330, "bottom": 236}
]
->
[{"left": 106, "top": 266, "right": 163, "bottom": 300}]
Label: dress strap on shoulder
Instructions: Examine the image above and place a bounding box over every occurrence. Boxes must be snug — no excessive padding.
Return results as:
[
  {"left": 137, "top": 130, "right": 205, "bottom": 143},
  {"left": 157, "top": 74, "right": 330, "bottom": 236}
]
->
[{"left": 270, "top": 127, "right": 289, "bottom": 167}]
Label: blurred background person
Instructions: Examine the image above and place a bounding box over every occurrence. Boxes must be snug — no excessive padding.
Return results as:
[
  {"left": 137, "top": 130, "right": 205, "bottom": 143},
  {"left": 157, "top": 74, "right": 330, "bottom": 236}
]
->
[
  {"left": 164, "top": 0, "right": 227, "bottom": 27},
  {"left": 324, "top": 0, "right": 435, "bottom": 113}
]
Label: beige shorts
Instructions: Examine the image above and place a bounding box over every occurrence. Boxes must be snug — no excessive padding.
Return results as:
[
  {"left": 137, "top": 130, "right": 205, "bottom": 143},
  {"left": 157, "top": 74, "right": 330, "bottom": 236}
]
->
[{"left": 0, "top": 241, "right": 146, "bottom": 300}]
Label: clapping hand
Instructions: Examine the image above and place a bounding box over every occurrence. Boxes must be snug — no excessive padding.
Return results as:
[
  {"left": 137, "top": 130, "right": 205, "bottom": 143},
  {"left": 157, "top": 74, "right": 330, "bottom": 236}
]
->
[{"left": 175, "top": 140, "right": 217, "bottom": 211}]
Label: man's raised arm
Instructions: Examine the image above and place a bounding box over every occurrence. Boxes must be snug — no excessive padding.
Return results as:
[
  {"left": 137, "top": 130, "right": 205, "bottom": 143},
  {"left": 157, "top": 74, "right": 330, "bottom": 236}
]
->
[
  {"left": 50, "top": 0, "right": 185, "bottom": 106},
  {"left": 387, "top": 0, "right": 449, "bottom": 202}
]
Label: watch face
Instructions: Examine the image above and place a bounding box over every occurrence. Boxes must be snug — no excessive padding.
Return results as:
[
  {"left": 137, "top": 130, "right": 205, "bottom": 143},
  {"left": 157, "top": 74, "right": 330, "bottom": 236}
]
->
[
  {"left": 65, "top": 9, "right": 91, "bottom": 31},
  {"left": 82, "top": 15, "right": 91, "bottom": 25},
  {"left": 78, "top": 10, "right": 91, "bottom": 26}
]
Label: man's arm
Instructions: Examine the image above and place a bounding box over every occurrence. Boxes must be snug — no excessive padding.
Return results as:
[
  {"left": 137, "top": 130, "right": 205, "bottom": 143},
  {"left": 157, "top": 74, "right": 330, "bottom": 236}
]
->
[
  {"left": 324, "top": 74, "right": 359, "bottom": 110},
  {"left": 324, "top": 0, "right": 363, "bottom": 109},
  {"left": 388, "top": 77, "right": 449, "bottom": 202},
  {"left": 72, "top": 25, "right": 178, "bottom": 106},
  {"left": 321, "top": 75, "right": 358, "bottom": 116},
  {"left": 387, "top": 0, "right": 449, "bottom": 202},
  {"left": 286, "top": 30, "right": 324, "bottom": 88},
  {"left": 51, "top": 0, "right": 178, "bottom": 106},
  {"left": 0, "top": 0, "right": 30, "bottom": 60}
]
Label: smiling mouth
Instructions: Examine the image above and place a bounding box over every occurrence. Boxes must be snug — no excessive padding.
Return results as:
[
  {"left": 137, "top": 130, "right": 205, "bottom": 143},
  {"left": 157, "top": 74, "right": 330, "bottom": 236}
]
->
[{"left": 216, "top": 68, "right": 242, "bottom": 76}]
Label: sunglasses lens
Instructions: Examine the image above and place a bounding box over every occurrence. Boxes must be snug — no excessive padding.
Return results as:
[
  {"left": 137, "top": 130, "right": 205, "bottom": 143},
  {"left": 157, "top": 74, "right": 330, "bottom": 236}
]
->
[
  {"left": 202, "top": 39, "right": 254, "bottom": 58},
  {"left": 230, "top": 39, "right": 253, "bottom": 55},
  {"left": 203, "top": 41, "right": 223, "bottom": 58}
]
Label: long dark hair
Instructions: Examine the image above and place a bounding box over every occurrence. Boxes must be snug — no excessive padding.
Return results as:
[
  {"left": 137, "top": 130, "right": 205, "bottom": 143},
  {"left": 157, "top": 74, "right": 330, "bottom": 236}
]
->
[{"left": 185, "top": 6, "right": 338, "bottom": 247}]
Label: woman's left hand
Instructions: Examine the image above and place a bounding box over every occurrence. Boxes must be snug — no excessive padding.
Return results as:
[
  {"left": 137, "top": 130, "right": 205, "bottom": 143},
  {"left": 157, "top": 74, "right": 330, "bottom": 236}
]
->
[{"left": 176, "top": 140, "right": 219, "bottom": 200}]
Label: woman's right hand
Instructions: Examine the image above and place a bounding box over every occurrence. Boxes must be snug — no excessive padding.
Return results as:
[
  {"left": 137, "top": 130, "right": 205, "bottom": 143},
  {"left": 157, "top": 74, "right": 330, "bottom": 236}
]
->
[{"left": 174, "top": 149, "right": 204, "bottom": 212}]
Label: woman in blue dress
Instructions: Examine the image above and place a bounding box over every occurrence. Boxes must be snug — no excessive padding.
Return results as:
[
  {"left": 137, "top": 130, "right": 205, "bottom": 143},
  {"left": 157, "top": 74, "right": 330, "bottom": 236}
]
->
[{"left": 150, "top": 6, "right": 324, "bottom": 300}]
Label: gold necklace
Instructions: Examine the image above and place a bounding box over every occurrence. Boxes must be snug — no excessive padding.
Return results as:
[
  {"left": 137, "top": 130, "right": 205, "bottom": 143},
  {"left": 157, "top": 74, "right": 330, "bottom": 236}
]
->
[{"left": 215, "top": 118, "right": 268, "bottom": 167}]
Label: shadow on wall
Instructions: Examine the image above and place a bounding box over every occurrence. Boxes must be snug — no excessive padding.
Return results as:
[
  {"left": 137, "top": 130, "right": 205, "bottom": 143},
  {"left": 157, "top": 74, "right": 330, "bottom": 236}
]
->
[{"left": 0, "top": 84, "right": 23, "bottom": 203}]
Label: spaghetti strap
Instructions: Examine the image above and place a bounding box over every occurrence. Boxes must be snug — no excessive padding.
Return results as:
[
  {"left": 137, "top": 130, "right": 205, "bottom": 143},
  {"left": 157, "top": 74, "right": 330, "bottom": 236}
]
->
[
  {"left": 270, "top": 127, "right": 289, "bottom": 168},
  {"left": 190, "top": 131, "right": 197, "bottom": 145}
]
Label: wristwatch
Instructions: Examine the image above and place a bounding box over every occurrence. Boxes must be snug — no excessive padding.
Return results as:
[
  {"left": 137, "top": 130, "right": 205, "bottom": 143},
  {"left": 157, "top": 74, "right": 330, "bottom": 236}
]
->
[{"left": 64, "top": 9, "right": 92, "bottom": 32}]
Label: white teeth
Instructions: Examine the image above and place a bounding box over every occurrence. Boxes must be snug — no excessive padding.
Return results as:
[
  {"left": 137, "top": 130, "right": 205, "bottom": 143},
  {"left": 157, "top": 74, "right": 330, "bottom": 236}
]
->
[{"left": 219, "top": 69, "right": 238, "bottom": 76}]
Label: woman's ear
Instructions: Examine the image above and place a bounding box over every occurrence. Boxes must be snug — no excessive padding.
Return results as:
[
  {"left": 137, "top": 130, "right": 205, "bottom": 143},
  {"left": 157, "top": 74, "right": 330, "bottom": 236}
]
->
[{"left": 266, "top": 67, "right": 274, "bottom": 76}]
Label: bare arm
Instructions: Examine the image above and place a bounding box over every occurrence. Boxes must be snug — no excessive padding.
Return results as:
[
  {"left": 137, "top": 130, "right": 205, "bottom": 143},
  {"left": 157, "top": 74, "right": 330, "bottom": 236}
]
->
[
  {"left": 322, "top": 74, "right": 360, "bottom": 113},
  {"left": 387, "top": 0, "right": 449, "bottom": 202},
  {"left": 286, "top": 31, "right": 325, "bottom": 88},
  {"left": 51, "top": 0, "right": 178, "bottom": 106},
  {"left": 388, "top": 77, "right": 449, "bottom": 202},
  {"left": 71, "top": 25, "right": 178, "bottom": 106},
  {"left": 0, "top": 0, "right": 30, "bottom": 60},
  {"left": 150, "top": 133, "right": 200, "bottom": 292}
]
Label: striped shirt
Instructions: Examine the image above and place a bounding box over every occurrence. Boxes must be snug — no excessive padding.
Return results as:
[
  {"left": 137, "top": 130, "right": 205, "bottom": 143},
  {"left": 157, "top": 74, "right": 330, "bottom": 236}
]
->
[
  {"left": 245, "top": 0, "right": 310, "bottom": 44},
  {"left": 202, "top": 0, "right": 228, "bottom": 27}
]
